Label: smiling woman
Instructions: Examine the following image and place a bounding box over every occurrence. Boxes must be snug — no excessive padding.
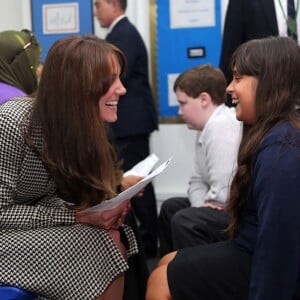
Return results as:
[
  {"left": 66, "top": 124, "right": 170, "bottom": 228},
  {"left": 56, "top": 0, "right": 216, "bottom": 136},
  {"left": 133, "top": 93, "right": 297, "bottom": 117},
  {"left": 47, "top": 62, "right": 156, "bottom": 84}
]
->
[
  {"left": 0, "top": 35, "right": 139, "bottom": 300},
  {"left": 99, "top": 55, "right": 127, "bottom": 123}
]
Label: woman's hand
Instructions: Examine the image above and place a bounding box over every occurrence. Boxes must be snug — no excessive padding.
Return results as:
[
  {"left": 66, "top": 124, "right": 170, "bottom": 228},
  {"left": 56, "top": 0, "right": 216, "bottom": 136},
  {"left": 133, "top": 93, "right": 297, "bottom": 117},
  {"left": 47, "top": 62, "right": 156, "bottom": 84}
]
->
[
  {"left": 75, "top": 199, "right": 131, "bottom": 230},
  {"left": 121, "top": 175, "right": 144, "bottom": 197}
]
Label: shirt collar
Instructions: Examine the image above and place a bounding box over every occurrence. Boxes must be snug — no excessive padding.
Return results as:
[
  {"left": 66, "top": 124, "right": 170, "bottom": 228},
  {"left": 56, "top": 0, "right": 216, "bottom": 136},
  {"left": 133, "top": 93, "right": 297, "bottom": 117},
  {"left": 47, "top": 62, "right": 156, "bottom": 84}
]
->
[{"left": 107, "top": 15, "right": 126, "bottom": 34}]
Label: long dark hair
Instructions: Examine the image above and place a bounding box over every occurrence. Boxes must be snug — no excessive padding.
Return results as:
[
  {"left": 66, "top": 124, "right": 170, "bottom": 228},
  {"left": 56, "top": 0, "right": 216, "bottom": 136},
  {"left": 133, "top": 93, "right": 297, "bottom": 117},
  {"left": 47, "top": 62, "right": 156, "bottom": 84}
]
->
[
  {"left": 28, "top": 35, "right": 126, "bottom": 210},
  {"left": 227, "top": 36, "right": 300, "bottom": 235}
]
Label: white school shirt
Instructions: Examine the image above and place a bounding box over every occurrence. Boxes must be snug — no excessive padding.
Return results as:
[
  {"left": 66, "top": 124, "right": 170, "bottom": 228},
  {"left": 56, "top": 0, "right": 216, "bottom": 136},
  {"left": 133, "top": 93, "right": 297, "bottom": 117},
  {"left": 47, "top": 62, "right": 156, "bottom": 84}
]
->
[{"left": 188, "top": 104, "right": 242, "bottom": 207}]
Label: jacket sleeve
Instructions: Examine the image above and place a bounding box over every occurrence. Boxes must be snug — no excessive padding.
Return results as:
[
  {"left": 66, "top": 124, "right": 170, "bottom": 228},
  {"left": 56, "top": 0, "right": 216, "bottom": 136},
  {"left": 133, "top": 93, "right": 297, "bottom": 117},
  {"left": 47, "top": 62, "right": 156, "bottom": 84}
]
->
[
  {"left": 0, "top": 113, "right": 76, "bottom": 230},
  {"left": 249, "top": 140, "right": 300, "bottom": 299},
  {"left": 219, "top": 0, "right": 246, "bottom": 83}
]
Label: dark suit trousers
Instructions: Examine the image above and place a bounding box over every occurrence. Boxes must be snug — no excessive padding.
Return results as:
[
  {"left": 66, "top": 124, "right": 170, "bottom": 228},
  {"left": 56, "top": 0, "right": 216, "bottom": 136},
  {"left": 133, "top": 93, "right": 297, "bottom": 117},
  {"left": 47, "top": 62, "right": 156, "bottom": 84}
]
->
[
  {"left": 158, "top": 197, "right": 229, "bottom": 257},
  {"left": 115, "top": 134, "right": 158, "bottom": 257}
]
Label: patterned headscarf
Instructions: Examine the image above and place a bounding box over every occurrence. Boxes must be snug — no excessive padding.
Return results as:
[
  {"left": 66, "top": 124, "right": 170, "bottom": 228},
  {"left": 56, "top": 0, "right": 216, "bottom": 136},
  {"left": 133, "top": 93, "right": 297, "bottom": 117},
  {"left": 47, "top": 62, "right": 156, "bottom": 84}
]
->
[{"left": 0, "top": 29, "right": 42, "bottom": 95}]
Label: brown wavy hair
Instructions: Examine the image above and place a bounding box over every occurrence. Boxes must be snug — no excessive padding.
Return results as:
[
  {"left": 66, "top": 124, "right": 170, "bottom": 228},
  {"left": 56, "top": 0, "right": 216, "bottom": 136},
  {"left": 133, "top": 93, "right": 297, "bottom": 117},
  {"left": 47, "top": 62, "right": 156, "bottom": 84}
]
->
[
  {"left": 226, "top": 36, "right": 300, "bottom": 235},
  {"left": 29, "top": 35, "right": 126, "bottom": 210}
]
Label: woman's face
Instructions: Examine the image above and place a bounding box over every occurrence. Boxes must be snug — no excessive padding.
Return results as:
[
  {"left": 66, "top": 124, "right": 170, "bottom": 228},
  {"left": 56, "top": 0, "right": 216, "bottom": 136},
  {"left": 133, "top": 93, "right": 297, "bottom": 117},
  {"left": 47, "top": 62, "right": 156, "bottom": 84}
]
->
[
  {"left": 98, "top": 58, "right": 126, "bottom": 123},
  {"left": 226, "top": 68, "right": 258, "bottom": 125}
]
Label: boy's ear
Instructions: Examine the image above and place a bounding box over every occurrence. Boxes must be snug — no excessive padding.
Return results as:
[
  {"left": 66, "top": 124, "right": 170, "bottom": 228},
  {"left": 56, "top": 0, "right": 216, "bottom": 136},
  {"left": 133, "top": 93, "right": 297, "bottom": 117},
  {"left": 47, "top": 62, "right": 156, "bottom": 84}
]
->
[{"left": 199, "top": 92, "right": 212, "bottom": 108}]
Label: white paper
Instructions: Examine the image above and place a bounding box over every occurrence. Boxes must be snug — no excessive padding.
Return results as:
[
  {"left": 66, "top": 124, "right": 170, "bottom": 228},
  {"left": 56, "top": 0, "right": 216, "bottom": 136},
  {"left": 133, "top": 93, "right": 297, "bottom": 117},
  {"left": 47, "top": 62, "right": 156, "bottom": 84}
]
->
[
  {"left": 170, "top": 0, "right": 215, "bottom": 29},
  {"left": 124, "top": 153, "right": 159, "bottom": 177},
  {"left": 168, "top": 73, "right": 179, "bottom": 107},
  {"left": 43, "top": 3, "right": 79, "bottom": 34},
  {"left": 83, "top": 156, "right": 173, "bottom": 213}
]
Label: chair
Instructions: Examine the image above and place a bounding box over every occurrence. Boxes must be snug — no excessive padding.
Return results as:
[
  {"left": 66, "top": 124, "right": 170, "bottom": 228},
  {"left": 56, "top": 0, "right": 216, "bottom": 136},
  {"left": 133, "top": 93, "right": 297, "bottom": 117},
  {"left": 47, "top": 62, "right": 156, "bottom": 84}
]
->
[{"left": 0, "top": 285, "right": 38, "bottom": 300}]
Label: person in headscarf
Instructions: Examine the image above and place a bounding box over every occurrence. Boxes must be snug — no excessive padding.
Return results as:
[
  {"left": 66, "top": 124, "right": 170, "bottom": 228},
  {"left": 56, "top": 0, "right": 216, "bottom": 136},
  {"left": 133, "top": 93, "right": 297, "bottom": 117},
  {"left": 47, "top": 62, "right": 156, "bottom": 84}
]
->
[{"left": 0, "top": 29, "right": 41, "bottom": 104}]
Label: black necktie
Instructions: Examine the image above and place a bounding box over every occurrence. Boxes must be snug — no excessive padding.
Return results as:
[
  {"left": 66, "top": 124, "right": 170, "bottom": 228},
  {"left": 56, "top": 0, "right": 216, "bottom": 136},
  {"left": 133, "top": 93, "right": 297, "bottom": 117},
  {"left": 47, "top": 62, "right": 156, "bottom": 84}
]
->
[{"left": 287, "top": 0, "right": 298, "bottom": 41}]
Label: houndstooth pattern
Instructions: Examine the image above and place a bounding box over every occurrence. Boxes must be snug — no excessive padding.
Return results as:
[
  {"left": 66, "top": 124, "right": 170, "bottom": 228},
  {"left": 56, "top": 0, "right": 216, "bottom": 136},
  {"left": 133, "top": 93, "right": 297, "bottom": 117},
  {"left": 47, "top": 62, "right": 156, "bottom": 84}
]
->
[{"left": 0, "top": 97, "right": 138, "bottom": 299}]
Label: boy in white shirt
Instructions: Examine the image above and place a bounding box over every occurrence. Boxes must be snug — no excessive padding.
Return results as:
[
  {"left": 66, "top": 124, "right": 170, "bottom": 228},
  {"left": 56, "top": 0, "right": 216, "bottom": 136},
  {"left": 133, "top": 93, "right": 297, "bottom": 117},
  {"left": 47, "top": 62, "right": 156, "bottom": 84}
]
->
[{"left": 159, "top": 64, "right": 242, "bottom": 256}]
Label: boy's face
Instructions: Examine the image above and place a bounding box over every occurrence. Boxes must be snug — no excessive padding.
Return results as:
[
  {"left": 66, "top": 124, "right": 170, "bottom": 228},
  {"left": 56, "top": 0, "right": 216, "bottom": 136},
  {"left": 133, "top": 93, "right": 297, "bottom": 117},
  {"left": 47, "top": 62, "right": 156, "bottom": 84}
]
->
[{"left": 176, "top": 89, "right": 206, "bottom": 130}]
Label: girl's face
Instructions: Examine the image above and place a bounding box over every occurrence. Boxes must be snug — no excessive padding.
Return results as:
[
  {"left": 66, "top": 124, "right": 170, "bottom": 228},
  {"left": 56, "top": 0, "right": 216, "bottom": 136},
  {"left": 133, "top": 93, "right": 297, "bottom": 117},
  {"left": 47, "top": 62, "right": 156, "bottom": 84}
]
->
[
  {"left": 98, "top": 57, "right": 126, "bottom": 123},
  {"left": 226, "top": 68, "right": 258, "bottom": 125}
]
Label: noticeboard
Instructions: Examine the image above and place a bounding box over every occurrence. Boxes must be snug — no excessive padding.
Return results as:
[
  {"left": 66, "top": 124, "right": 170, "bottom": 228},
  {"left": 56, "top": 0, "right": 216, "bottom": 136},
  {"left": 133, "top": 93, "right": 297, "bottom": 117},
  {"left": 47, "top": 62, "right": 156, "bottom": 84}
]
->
[{"left": 154, "top": 0, "right": 222, "bottom": 120}]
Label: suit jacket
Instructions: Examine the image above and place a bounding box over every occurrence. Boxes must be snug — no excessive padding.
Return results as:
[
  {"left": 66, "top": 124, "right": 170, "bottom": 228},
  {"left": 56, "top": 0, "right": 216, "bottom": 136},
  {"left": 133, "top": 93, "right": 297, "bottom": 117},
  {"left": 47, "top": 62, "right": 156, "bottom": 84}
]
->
[
  {"left": 220, "top": 0, "right": 278, "bottom": 83},
  {"left": 106, "top": 17, "right": 158, "bottom": 139}
]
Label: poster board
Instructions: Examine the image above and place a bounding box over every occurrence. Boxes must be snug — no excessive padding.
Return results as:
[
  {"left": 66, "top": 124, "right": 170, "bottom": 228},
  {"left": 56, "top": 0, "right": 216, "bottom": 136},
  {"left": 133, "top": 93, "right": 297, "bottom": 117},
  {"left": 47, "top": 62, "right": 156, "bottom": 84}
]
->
[
  {"left": 155, "top": 0, "right": 222, "bottom": 120},
  {"left": 31, "top": 0, "right": 94, "bottom": 62}
]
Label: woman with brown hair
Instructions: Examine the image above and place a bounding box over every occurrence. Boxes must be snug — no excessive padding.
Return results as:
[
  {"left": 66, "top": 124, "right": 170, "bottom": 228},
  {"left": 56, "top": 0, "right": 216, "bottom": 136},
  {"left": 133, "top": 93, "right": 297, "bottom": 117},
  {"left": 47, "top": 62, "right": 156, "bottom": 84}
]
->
[
  {"left": 146, "top": 36, "right": 300, "bottom": 300},
  {"left": 0, "top": 35, "right": 139, "bottom": 300}
]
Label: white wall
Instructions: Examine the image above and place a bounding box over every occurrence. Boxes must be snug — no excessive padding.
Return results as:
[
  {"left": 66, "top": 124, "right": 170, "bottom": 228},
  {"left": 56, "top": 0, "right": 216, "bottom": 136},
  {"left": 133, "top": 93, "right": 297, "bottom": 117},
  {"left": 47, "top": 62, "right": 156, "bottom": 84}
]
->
[{"left": 0, "top": 0, "right": 228, "bottom": 203}]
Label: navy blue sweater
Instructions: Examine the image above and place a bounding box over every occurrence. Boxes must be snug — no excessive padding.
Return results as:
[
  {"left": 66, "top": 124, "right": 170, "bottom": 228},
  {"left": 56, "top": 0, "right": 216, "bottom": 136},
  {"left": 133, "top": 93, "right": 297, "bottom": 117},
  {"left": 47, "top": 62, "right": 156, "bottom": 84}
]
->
[{"left": 235, "top": 122, "right": 300, "bottom": 299}]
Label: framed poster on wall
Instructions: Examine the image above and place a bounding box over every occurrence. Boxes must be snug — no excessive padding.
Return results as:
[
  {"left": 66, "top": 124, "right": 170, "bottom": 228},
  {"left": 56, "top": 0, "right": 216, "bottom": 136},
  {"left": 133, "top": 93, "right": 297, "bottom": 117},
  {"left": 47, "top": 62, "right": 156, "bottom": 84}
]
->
[
  {"left": 152, "top": 0, "right": 222, "bottom": 121},
  {"left": 31, "top": 0, "right": 94, "bottom": 62}
]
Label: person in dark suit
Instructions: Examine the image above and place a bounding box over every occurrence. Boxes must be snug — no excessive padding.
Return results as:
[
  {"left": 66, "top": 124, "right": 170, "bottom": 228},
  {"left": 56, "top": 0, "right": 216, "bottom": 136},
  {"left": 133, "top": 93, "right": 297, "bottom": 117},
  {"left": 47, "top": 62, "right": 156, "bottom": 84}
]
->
[
  {"left": 93, "top": 0, "right": 159, "bottom": 258},
  {"left": 220, "top": 0, "right": 299, "bottom": 86}
]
